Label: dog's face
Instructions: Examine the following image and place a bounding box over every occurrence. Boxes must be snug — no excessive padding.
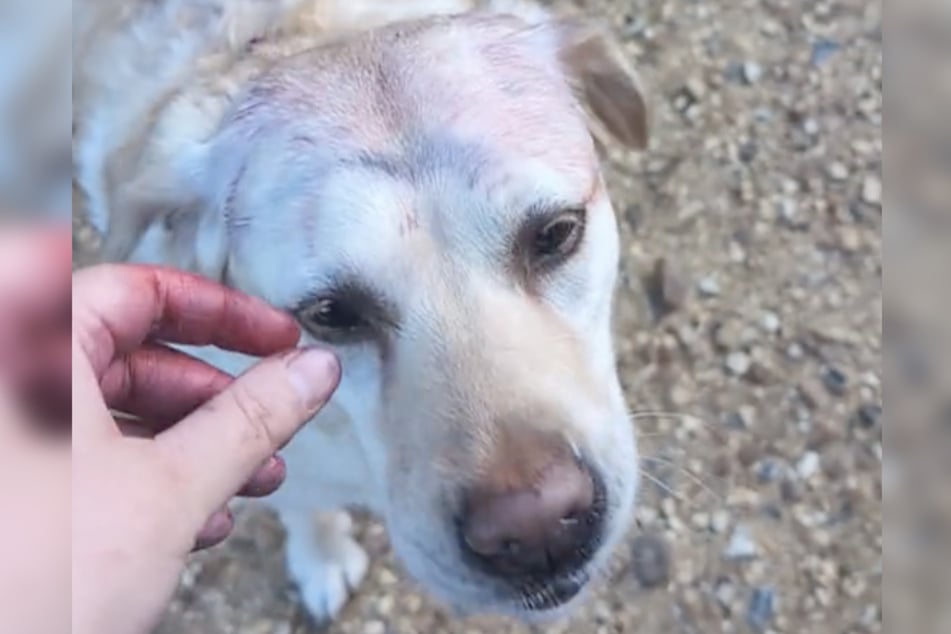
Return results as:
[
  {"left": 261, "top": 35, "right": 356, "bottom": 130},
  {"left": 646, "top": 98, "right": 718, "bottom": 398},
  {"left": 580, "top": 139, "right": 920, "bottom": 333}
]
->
[{"left": 191, "top": 12, "right": 646, "bottom": 618}]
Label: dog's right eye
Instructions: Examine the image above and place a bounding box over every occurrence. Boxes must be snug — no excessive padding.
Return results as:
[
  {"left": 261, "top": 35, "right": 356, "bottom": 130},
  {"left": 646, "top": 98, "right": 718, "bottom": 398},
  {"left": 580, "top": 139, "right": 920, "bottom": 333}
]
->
[{"left": 299, "top": 297, "right": 369, "bottom": 342}]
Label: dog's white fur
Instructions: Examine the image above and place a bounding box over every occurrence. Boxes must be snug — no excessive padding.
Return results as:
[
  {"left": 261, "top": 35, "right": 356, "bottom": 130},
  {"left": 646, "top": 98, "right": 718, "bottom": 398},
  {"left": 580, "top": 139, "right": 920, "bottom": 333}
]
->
[{"left": 74, "top": 0, "right": 647, "bottom": 624}]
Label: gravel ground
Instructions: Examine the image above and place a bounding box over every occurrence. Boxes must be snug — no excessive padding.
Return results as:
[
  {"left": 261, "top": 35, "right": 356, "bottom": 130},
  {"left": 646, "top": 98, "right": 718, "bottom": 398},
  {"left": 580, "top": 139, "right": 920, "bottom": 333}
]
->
[{"left": 74, "top": 1, "right": 883, "bottom": 632}]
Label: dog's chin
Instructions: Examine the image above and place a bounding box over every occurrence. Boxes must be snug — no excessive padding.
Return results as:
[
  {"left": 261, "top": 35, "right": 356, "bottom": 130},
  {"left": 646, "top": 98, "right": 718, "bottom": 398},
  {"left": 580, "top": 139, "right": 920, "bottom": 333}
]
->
[{"left": 443, "top": 566, "right": 595, "bottom": 624}]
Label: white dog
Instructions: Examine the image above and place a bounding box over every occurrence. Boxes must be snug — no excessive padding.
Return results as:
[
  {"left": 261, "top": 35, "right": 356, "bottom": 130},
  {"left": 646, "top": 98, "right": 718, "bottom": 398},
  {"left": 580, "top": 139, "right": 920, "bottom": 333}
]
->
[{"left": 74, "top": 0, "right": 648, "bottom": 625}]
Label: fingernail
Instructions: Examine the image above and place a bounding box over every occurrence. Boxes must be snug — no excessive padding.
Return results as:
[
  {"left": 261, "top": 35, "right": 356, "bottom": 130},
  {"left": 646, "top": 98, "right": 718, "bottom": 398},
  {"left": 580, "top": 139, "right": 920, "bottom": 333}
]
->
[{"left": 287, "top": 347, "right": 341, "bottom": 411}]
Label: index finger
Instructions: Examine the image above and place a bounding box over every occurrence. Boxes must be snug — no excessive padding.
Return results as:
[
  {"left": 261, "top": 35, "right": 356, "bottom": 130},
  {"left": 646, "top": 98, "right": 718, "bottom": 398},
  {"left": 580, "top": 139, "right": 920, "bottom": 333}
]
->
[
  {"left": 0, "top": 226, "right": 71, "bottom": 325},
  {"left": 72, "top": 264, "right": 301, "bottom": 378}
]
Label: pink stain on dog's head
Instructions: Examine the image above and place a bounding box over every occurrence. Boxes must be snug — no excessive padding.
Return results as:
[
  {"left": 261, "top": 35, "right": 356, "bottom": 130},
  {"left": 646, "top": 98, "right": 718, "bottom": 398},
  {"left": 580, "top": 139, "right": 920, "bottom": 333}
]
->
[{"left": 224, "top": 14, "right": 596, "bottom": 176}]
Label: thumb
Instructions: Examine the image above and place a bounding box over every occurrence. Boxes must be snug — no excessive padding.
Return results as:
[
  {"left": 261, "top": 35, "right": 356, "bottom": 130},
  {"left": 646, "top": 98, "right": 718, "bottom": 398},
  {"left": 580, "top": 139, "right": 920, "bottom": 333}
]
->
[{"left": 155, "top": 346, "right": 340, "bottom": 526}]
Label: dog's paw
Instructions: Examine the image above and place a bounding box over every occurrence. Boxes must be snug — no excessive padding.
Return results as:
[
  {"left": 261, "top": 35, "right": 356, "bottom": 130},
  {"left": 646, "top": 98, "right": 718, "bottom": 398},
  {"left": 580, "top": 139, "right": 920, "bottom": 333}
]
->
[{"left": 286, "top": 511, "right": 370, "bottom": 625}]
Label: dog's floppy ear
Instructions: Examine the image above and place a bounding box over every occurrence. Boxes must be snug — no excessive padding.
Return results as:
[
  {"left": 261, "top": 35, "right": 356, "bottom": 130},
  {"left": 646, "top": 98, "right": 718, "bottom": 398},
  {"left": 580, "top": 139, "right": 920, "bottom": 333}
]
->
[
  {"left": 552, "top": 18, "right": 649, "bottom": 151},
  {"left": 97, "top": 139, "right": 229, "bottom": 282}
]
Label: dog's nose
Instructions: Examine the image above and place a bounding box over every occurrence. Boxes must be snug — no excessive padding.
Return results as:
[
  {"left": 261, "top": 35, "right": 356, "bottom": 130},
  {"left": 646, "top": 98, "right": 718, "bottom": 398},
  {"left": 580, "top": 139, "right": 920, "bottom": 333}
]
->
[{"left": 460, "top": 458, "right": 602, "bottom": 579}]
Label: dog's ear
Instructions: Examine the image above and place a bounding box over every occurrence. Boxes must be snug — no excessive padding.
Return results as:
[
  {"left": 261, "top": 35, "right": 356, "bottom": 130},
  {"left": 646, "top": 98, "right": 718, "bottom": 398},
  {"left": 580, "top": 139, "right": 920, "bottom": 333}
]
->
[
  {"left": 553, "top": 19, "right": 648, "bottom": 151},
  {"left": 97, "top": 140, "right": 229, "bottom": 282}
]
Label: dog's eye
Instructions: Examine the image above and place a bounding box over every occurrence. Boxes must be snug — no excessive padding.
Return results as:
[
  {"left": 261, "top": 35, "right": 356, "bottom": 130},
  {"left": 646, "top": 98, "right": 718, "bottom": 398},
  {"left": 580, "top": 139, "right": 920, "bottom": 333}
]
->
[
  {"left": 300, "top": 298, "right": 367, "bottom": 339},
  {"left": 531, "top": 209, "right": 586, "bottom": 266}
]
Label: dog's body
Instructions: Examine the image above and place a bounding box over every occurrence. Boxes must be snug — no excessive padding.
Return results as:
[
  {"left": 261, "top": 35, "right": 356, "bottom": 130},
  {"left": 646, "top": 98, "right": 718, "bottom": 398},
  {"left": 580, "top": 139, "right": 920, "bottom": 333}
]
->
[{"left": 74, "top": 0, "right": 647, "bottom": 624}]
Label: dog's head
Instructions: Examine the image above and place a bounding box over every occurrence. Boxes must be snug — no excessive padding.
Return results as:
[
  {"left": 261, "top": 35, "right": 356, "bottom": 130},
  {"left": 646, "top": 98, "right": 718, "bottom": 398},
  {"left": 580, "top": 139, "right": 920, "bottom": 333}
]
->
[{"left": 131, "top": 7, "right": 647, "bottom": 619}]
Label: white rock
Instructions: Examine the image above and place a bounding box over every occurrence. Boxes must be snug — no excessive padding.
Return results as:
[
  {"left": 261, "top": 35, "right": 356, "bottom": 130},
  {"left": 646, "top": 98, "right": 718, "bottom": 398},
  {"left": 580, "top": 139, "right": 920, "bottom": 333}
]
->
[
  {"left": 710, "top": 510, "right": 731, "bottom": 534},
  {"left": 826, "top": 161, "right": 849, "bottom": 181},
  {"left": 726, "top": 351, "right": 752, "bottom": 376},
  {"left": 861, "top": 174, "right": 882, "bottom": 204},
  {"left": 742, "top": 61, "right": 764, "bottom": 84},
  {"left": 697, "top": 275, "right": 721, "bottom": 297},
  {"left": 760, "top": 311, "right": 781, "bottom": 334},
  {"left": 796, "top": 451, "right": 821, "bottom": 480},
  {"left": 724, "top": 525, "right": 759, "bottom": 560}
]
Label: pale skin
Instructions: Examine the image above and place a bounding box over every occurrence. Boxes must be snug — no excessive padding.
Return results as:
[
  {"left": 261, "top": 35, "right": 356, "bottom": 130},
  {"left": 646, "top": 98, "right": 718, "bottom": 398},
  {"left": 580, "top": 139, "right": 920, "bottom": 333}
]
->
[{"left": 0, "top": 226, "right": 342, "bottom": 634}]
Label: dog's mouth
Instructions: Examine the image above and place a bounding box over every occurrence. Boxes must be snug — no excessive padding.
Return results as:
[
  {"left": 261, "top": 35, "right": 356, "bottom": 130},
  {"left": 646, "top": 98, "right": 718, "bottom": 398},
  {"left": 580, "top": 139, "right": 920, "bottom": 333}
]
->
[{"left": 514, "top": 568, "right": 591, "bottom": 612}]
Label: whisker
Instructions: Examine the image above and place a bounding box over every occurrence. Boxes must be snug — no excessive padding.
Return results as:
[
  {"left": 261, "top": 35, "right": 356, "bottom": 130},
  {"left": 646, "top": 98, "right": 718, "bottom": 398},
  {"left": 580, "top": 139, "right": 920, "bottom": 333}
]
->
[
  {"left": 639, "top": 455, "right": 725, "bottom": 504},
  {"left": 638, "top": 470, "right": 708, "bottom": 510}
]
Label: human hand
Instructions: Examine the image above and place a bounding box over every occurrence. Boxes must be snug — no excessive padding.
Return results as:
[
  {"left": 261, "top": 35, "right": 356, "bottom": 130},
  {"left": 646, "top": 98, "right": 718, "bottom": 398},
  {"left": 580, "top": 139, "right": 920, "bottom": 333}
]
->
[
  {"left": 0, "top": 225, "right": 71, "bottom": 634},
  {"left": 71, "top": 263, "right": 341, "bottom": 634}
]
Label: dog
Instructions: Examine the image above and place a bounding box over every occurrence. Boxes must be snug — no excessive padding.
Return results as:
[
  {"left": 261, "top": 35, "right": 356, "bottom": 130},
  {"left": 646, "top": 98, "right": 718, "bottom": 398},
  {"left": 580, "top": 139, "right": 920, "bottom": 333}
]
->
[{"left": 74, "top": 0, "right": 648, "bottom": 624}]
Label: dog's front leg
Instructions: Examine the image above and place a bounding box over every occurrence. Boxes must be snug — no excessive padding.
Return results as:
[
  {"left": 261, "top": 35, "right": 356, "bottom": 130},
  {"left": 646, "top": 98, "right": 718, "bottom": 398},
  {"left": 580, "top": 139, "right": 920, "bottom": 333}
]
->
[
  {"left": 268, "top": 418, "right": 379, "bottom": 623},
  {"left": 279, "top": 506, "right": 370, "bottom": 624}
]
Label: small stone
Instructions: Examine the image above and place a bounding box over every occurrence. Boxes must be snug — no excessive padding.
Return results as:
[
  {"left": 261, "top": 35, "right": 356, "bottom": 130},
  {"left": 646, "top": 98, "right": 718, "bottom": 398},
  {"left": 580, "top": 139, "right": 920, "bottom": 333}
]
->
[
  {"left": 742, "top": 61, "right": 764, "bottom": 84},
  {"left": 826, "top": 161, "right": 849, "bottom": 182},
  {"left": 725, "top": 351, "right": 752, "bottom": 376},
  {"left": 363, "top": 620, "right": 386, "bottom": 634},
  {"left": 861, "top": 174, "right": 882, "bottom": 205},
  {"left": 797, "top": 378, "right": 828, "bottom": 409},
  {"left": 780, "top": 478, "right": 803, "bottom": 503},
  {"left": 796, "top": 451, "right": 821, "bottom": 480},
  {"left": 802, "top": 118, "right": 820, "bottom": 136},
  {"left": 715, "top": 579, "right": 736, "bottom": 609},
  {"left": 710, "top": 510, "right": 731, "bottom": 534},
  {"left": 724, "top": 525, "right": 759, "bottom": 560},
  {"left": 837, "top": 226, "right": 862, "bottom": 252},
  {"left": 630, "top": 534, "right": 671, "bottom": 589},
  {"left": 786, "top": 342, "right": 805, "bottom": 360},
  {"left": 747, "top": 587, "right": 776, "bottom": 632},
  {"left": 713, "top": 318, "right": 745, "bottom": 350},
  {"left": 856, "top": 403, "right": 882, "bottom": 429},
  {"left": 759, "top": 311, "right": 781, "bottom": 334},
  {"left": 648, "top": 257, "right": 690, "bottom": 314},
  {"left": 756, "top": 458, "right": 783, "bottom": 483},
  {"left": 821, "top": 366, "right": 849, "bottom": 396},
  {"left": 747, "top": 357, "right": 779, "bottom": 385},
  {"left": 777, "top": 197, "right": 807, "bottom": 230},
  {"left": 697, "top": 275, "right": 721, "bottom": 297}
]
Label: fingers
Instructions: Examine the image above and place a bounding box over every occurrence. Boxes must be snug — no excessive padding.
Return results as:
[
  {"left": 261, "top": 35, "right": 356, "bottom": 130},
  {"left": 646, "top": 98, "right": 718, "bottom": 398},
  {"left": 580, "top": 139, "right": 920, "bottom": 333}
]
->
[
  {"left": 99, "top": 344, "right": 234, "bottom": 423},
  {"left": 193, "top": 508, "right": 235, "bottom": 551},
  {"left": 157, "top": 346, "right": 340, "bottom": 525},
  {"left": 0, "top": 227, "right": 71, "bottom": 327},
  {"left": 72, "top": 264, "right": 300, "bottom": 379}
]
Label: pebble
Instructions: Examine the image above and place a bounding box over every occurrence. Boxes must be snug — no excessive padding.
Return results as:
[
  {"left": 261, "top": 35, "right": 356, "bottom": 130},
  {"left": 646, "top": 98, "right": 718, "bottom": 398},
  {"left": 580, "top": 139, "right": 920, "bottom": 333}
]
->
[
  {"left": 856, "top": 403, "right": 882, "bottom": 429},
  {"left": 756, "top": 458, "right": 783, "bottom": 483},
  {"left": 820, "top": 366, "right": 849, "bottom": 396},
  {"left": 811, "top": 38, "right": 842, "bottom": 66},
  {"left": 785, "top": 342, "right": 805, "bottom": 360},
  {"left": 710, "top": 510, "right": 731, "bottom": 534},
  {"left": 715, "top": 579, "right": 737, "bottom": 610},
  {"left": 759, "top": 311, "right": 781, "bottom": 334},
  {"left": 746, "top": 587, "right": 777, "bottom": 632},
  {"left": 861, "top": 174, "right": 882, "bottom": 205},
  {"left": 725, "top": 351, "right": 752, "bottom": 376},
  {"left": 630, "top": 534, "right": 671, "bottom": 589},
  {"left": 649, "top": 257, "right": 690, "bottom": 313},
  {"left": 826, "top": 161, "right": 849, "bottom": 182},
  {"left": 363, "top": 621, "right": 386, "bottom": 634},
  {"left": 742, "top": 61, "right": 764, "bottom": 84},
  {"left": 777, "top": 197, "right": 806, "bottom": 229},
  {"left": 723, "top": 525, "right": 759, "bottom": 560},
  {"left": 697, "top": 275, "right": 721, "bottom": 297},
  {"left": 796, "top": 451, "right": 821, "bottom": 480}
]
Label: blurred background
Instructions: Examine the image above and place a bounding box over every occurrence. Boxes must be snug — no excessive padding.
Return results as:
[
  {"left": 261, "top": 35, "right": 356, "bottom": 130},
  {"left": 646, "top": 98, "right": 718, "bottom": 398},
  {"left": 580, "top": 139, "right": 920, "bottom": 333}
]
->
[{"left": 7, "top": 0, "right": 895, "bottom": 632}]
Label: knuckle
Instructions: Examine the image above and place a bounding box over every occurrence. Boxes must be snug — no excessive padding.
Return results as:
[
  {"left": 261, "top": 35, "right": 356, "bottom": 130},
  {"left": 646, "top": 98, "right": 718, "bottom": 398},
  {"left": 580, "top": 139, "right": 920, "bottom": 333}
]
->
[{"left": 224, "top": 385, "right": 279, "bottom": 450}]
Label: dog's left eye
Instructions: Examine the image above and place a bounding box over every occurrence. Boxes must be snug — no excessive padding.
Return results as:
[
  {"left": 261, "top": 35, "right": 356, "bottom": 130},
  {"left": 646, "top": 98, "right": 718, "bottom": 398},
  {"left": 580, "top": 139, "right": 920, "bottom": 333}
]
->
[{"left": 530, "top": 209, "right": 586, "bottom": 267}]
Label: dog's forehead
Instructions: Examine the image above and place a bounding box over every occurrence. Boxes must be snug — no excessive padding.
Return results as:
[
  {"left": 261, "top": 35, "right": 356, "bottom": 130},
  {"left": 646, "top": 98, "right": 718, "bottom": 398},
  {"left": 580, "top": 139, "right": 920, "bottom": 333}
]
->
[{"left": 246, "top": 15, "right": 593, "bottom": 167}]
